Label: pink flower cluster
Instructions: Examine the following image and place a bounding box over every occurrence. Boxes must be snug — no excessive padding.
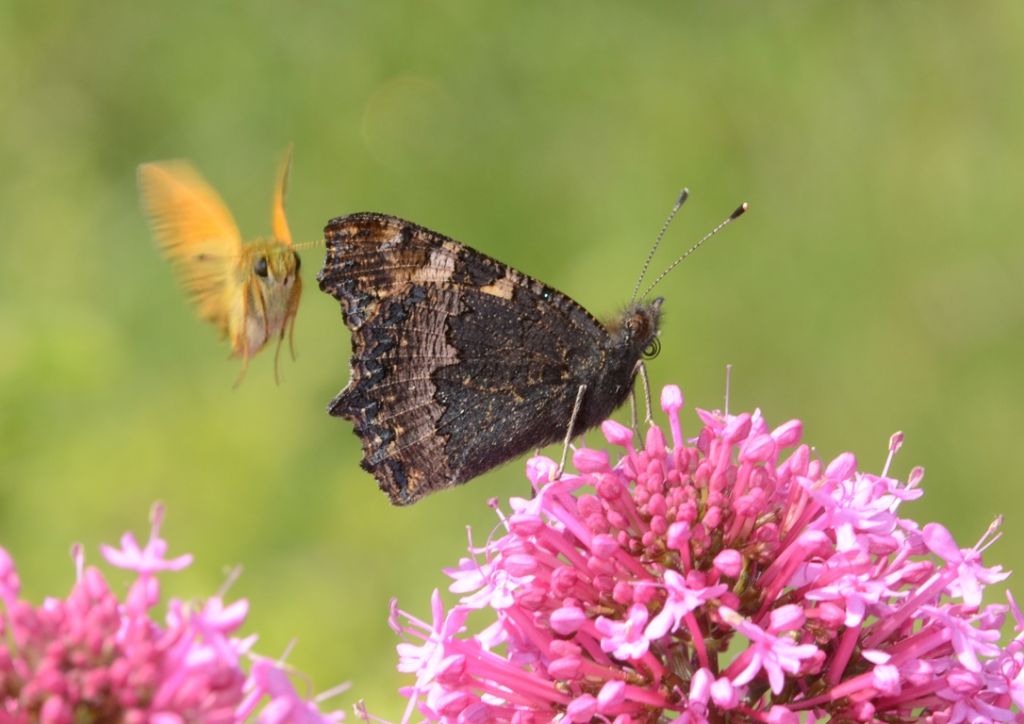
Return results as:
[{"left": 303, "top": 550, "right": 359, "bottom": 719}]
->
[
  {"left": 0, "top": 504, "right": 346, "bottom": 723},
  {"left": 390, "top": 385, "right": 1024, "bottom": 722}
]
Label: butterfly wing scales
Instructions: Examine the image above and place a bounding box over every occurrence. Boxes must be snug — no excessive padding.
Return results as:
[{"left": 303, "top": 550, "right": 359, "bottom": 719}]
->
[{"left": 318, "top": 213, "right": 612, "bottom": 505}]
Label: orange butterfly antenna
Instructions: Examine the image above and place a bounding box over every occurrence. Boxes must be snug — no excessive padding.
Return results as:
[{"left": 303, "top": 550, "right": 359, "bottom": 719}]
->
[{"left": 292, "top": 238, "right": 326, "bottom": 252}]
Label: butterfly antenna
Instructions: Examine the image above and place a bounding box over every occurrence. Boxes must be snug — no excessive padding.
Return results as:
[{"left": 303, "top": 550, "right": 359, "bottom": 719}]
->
[
  {"left": 638, "top": 201, "right": 748, "bottom": 300},
  {"left": 629, "top": 188, "right": 690, "bottom": 305},
  {"left": 291, "top": 238, "right": 325, "bottom": 252}
]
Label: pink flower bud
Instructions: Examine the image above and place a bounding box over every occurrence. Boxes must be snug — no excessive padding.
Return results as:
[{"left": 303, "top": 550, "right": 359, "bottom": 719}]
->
[
  {"left": 504, "top": 554, "right": 538, "bottom": 577},
  {"left": 612, "top": 581, "right": 632, "bottom": 604},
  {"left": 509, "top": 513, "right": 544, "bottom": 536},
  {"left": 548, "top": 639, "right": 581, "bottom": 658},
  {"left": 771, "top": 419, "right": 803, "bottom": 448},
  {"left": 40, "top": 696, "right": 72, "bottom": 724},
  {"left": 766, "top": 705, "right": 798, "bottom": 724},
  {"left": 723, "top": 413, "right": 752, "bottom": 444},
  {"left": 0, "top": 548, "right": 20, "bottom": 607},
  {"left": 667, "top": 521, "right": 691, "bottom": 551},
  {"left": 713, "top": 549, "right": 742, "bottom": 578},
  {"left": 689, "top": 667, "right": 712, "bottom": 703},
  {"left": 591, "top": 534, "right": 619, "bottom": 560},
  {"left": 566, "top": 694, "right": 597, "bottom": 722},
  {"left": 661, "top": 385, "right": 684, "bottom": 414},
  {"left": 946, "top": 669, "right": 983, "bottom": 694},
  {"left": 645, "top": 424, "right": 667, "bottom": 456},
  {"left": 436, "top": 691, "right": 473, "bottom": 717},
  {"left": 769, "top": 604, "right": 805, "bottom": 632},
  {"left": 825, "top": 452, "right": 856, "bottom": 481},
  {"left": 596, "top": 474, "right": 623, "bottom": 500},
  {"left": 602, "top": 420, "right": 634, "bottom": 447},
  {"left": 872, "top": 664, "right": 901, "bottom": 696},
  {"left": 573, "top": 447, "right": 610, "bottom": 473},
  {"left": 547, "top": 656, "right": 582, "bottom": 680},
  {"left": 598, "top": 680, "right": 626, "bottom": 710},
  {"left": 550, "top": 605, "right": 586, "bottom": 635},
  {"left": 711, "top": 676, "right": 739, "bottom": 709},
  {"left": 634, "top": 581, "right": 657, "bottom": 605},
  {"left": 740, "top": 434, "right": 776, "bottom": 463}
]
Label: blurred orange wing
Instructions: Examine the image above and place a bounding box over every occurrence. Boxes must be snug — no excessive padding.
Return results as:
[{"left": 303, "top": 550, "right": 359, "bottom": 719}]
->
[
  {"left": 137, "top": 161, "right": 243, "bottom": 334},
  {"left": 271, "top": 144, "right": 294, "bottom": 246}
]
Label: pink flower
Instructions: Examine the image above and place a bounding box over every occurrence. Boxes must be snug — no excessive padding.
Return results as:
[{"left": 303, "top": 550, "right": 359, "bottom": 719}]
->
[
  {"left": 595, "top": 603, "right": 651, "bottom": 660},
  {"left": 0, "top": 503, "right": 346, "bottom": 722},
  {"left": 645, "top": 570, "right": 727, "bottom": 640},
  {"left": 719, "top": 606, "right": 819, "bottom": 694},
  {"left": 388, "top": 384, "right": 1024, "bottom": 721},
  {"left": 100, "top": 502, "right": 193, "bottom": 575}
]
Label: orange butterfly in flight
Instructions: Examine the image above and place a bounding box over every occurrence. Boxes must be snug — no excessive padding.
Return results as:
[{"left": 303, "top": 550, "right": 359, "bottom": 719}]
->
[{"left": 137, "top": 148, "right": 302, "bottom": 383}]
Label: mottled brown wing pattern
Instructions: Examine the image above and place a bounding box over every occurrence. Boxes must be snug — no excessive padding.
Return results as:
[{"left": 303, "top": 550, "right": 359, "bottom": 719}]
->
[{"left": 317, "top": 213, "right": 614, "bottom": 505}]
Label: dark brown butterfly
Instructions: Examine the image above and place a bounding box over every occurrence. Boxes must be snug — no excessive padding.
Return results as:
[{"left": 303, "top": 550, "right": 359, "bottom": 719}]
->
[{"left": 317, "top": 200, "right": 745, "bottom": 505}]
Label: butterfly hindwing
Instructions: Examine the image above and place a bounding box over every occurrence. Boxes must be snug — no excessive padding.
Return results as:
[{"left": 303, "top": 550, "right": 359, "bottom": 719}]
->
[{"left": 318, "top": 213, "right": 619, "bottom": 505}]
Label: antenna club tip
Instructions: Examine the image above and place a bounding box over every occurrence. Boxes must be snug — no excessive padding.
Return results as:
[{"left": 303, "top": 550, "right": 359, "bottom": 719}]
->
[
  {"left": 676, "top": 188, "right": 690, "bottom": 205},
  {"left": 730, "top": 202, "right": 749, "bottom": 220}
]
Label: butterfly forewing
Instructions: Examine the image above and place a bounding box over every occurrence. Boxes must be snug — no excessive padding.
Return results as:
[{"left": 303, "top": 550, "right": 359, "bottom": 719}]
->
[
  {"left": 318, "top": 213, "right": 640, "bottom": 505},
  {"left": 137, "top": 162, "right": 243, "bottom": 333}
]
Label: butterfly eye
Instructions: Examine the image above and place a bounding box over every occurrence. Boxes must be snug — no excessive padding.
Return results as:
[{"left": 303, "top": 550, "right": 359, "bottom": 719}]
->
[
  {"left": 643, "top": 336, "right": 661, "bottom": 360},
  {"left": 293, "top": 251, "right": 301, "bottom": 271},
  {"left": 254, "top": 256, "right": 269, "bottom": 278}
]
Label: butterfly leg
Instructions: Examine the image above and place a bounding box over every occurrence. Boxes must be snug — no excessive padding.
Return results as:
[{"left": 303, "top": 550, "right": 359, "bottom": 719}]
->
[
  {"left": 273, "top": 334, "right": 285, "bottom": 385},
  {"left": 233, "top": 351, "right": 251, "bottom": 389},
  {"left": 557, "top": 384, "right": 588, "bottom": 479},
  {"left": 634, "top": 360, "right": 654, "bottom": 426}
]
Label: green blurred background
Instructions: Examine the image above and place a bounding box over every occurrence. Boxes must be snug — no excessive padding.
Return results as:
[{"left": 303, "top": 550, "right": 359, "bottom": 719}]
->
[{"left": 1, "top": 1, "right": 1022, "bottom": 716}]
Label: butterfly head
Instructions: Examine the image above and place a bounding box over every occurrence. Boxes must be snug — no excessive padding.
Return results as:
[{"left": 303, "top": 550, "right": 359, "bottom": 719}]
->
[
  {"left": 611, "top": 297, "right": 663, "bottom": 360},
  {"left": 237, "top": 239, "right": 303, "bottom": 356},
  {"left": 246, "top": 240, "right": 302, "bottom": 288}
]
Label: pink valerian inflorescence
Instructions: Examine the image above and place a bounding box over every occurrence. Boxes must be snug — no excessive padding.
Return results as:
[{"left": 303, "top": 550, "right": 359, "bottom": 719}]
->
[
  {"left": 389, "top": 385, "right": 1024, "bottom": 722},
  {"left": 0, "top": 504, "right": 347, "bottom": 723}
]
